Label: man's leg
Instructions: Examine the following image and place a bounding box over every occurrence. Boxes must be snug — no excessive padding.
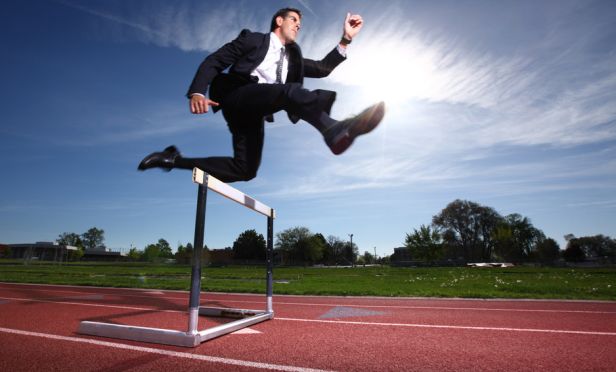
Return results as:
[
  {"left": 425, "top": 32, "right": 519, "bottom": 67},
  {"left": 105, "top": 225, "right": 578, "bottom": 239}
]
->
[
  {"left": 224, "top": 82, "right": 336, "bottom": 130},
  {"left": 174, "top": 116, "right": 265, "bottom": 183},
  {"left": 223, "top": 82, "right": 384, "bottom": 154}
]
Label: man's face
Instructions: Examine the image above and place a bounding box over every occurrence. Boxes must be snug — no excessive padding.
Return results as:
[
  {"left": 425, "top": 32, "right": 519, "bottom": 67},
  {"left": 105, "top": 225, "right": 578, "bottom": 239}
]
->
[{"left": 277, "top": 11, "right": 301, "bottom": 44}]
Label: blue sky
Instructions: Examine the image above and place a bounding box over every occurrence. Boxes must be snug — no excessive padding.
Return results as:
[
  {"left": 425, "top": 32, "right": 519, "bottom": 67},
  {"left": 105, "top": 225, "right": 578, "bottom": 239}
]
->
[{"left": 1, "top": 0, "right": 615, "bottom": 257}]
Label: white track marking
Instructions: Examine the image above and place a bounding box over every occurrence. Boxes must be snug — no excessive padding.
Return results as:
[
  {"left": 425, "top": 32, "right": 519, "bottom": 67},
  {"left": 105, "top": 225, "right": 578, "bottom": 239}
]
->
[
  {"left": 0, "top": 327, "right": 332, "bottom": 372},
  {"left": 2, "top": 295, "right": 614, "bottom": 337},
  {"left": 0, "top": 296, "right": 184, "bottom": 313},
  {"left": 276, "top": 317, "right": 616, "bottom": 336},
  {"left": 262, "top": 301, "right": 616, "bottom": 314},
  {"left": 231, "top": 327, "right": 262, "bottom": 334}
]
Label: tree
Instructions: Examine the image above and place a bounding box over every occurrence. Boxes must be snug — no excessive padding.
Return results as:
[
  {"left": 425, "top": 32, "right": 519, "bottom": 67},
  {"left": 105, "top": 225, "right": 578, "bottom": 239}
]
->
[
  {"left": 57, "top": 232, "right": 85, "bottom": 261},
  {"left": 275, "top": 227, "right": 325, "bottom": 265},
  {"left": 127, "top": 247, "right": 143, "bottom": 261},
  {"left": 56, "top": 232, "right": 83, "bottom": 248},
  {"left": 157, "top": 239, "right": 173, "bottom": 259},
  {"left": 301, "top": 234, "right": 325, "bottom": 264},
  {"left": 143, "top": 243, "right": 161, "bottom": 262},
  {"left": 233, "top": 229, "right": 266, "bottom": 261},
  {"left": 563, "top": 241, "right": 586, "bottom": 262},
  {"left": 175, "top": 243, "right": 193, "bottom": 264},
  {"left": 405, "top": 225, "right": 442, "bottom": 263},
  {"left": 432, "top": 200, "right": 502, "bottom": 261},
  {"left": 362, "top": 251, "right": 375, "bottom": 265},
  {"left": 342, "top": 241, "right": 359, "bottom": 266},
  {"left": 81, "top": 227, "right": 105, "bottom": 250},
  {"left": 493, "top": 214, "right": 545, "bottom": 262},
  {"left": 492, "top": 224, "right": 516, "bottom": 261},
  {"left": 564, "top": 235, "right": 616, "bottom": 263},
  {"left": 142, "top": 239, "right": 175, "bottom": 262},
  {"left": 325, "top": 235, "right": 347, "bottom": 265},
  {"left": 536, "top": 238, "right": 561, "bottom": 265},
  {"left": 276, "top": 226, "right": 310, "bottom": 264}
]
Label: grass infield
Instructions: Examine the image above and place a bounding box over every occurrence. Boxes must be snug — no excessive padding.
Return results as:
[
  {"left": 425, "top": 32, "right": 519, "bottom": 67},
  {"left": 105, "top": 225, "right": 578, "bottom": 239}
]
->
[{"left": 0, "top": 261, "right": 614, "bottom": 300}]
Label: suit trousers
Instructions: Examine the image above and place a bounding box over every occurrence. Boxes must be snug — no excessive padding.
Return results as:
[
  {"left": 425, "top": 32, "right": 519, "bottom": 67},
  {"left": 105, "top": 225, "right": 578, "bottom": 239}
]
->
[{"left": 175, "top": 82, "right": 337, "bottom": 182}]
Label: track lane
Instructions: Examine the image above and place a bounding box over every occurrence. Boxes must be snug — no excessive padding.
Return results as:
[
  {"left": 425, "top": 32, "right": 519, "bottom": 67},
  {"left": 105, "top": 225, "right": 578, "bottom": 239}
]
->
[{"left": 1, "top": 283, "right": 615, "bottom": 371}]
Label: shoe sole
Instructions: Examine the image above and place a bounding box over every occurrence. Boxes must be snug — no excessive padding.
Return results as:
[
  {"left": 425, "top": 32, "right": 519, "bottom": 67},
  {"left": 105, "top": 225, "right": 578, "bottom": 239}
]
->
[{"left": 330, "top": 102, "right": 385, "bottom": 155}]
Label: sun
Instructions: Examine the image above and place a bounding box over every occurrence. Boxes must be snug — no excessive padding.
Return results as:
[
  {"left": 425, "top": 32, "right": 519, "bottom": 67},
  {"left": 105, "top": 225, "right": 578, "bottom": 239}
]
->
[{"left": 333, "top": 34, "right": 443, "bottom": 106}]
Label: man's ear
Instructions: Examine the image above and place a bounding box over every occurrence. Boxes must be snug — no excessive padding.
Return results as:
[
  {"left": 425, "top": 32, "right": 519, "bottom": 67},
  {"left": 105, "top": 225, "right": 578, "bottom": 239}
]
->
[{"left": 276, "top": 16, "right": 284, "bottom": 28}]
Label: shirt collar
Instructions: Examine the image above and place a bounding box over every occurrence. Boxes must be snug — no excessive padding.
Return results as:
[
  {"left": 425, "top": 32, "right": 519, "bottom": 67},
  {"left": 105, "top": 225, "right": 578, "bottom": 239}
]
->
[{"left": 269, "top": 32, "right": 285, "bottom": 51}]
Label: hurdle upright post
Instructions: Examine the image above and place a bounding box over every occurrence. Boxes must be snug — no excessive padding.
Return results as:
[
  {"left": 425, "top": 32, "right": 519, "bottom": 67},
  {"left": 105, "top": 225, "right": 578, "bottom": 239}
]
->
[
  {"left": 188, "top": 180, "right": 208, "bottom": 334},
  {"left": 266, "top": 214, "right": 274, "bottom": 313}
]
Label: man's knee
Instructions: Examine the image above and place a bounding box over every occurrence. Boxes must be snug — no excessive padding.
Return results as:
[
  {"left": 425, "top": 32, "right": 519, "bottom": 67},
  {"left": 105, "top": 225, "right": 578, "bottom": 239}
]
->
[
  {"left": 235, "top": 161, "right": 259, "bottom": 181},
  {"left": 240, "top": 168, "right": 258, "bottom": 181}
]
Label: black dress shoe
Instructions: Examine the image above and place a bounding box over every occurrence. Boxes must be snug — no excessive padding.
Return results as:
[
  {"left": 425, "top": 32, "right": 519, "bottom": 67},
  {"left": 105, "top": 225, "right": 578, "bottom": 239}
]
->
[
  {"left": 138, "top": 145, "right": 180, "bottom": 172},
  {"left": 326, "top": 102, "right": 385, "bottom": 155}
]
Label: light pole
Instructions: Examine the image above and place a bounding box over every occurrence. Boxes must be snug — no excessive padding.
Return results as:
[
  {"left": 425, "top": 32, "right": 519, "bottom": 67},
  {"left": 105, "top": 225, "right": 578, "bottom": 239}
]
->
[{"left": 348, "top": 234, "right": 354, "bottom": 266}]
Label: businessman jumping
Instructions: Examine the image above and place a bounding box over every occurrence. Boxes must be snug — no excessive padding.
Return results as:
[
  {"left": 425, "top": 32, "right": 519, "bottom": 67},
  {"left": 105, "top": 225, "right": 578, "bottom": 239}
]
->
[{"left": 139, "top": 7, "right": 385, "bottom": 182}]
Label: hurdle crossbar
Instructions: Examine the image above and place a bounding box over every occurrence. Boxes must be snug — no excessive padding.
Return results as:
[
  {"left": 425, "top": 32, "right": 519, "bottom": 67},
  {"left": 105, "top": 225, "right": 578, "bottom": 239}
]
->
[
  {"left": 192, "top": 168, "right": 275, "bottom": 219},
  {"left": 78, "top": 169, "right": 275, "bottom": 347}
]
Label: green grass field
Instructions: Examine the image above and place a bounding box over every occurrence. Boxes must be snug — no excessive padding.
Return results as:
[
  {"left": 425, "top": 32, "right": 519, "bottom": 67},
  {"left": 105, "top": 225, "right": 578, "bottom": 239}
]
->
[{"left": 0, "top": 261, "right": 614, "bottom": 300}]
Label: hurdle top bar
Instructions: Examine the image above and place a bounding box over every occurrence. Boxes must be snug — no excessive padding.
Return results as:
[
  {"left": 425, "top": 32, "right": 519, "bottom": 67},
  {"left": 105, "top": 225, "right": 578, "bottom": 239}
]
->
[{"left": 192, "top": 168, "right": 275, "bottom": 219}]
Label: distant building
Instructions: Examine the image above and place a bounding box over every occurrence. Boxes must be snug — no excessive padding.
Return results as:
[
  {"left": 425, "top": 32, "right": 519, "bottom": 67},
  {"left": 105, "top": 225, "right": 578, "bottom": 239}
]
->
[
  {"left": 390, "top": 247, "right": 411, "bottom": 262},
  {"left": 8, "top": 242, "right": 78, "bottom": 261},
  {"left": 83, "top": 247, "right": 127, "bottom": 261}
]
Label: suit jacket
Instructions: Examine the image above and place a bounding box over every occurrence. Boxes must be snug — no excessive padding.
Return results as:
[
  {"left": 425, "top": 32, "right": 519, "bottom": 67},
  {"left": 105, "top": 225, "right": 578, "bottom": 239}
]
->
[{"left": 186, "top": 29, "right": 346, "bottom": 122}]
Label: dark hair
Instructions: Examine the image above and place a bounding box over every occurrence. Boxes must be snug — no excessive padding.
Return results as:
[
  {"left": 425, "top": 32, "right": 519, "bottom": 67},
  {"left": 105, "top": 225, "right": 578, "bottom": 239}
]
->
[{"left": 270, "top": 8, "right": 302, "bottom": 31}]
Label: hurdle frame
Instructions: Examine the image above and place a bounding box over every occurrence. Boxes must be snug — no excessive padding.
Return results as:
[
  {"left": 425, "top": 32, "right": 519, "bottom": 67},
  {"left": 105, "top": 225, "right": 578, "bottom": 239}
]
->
[{"left": 78, "top": 168, "right": 275, "bottom": 347}]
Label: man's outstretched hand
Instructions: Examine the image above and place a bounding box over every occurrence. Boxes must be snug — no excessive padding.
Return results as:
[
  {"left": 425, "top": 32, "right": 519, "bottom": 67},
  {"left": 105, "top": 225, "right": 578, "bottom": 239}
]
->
[
  {"left": 343, "top": 13, "right": 363, "bottom": 40},
  {"left": 190, "top": 94, "right": 219, "bottom": 114}
]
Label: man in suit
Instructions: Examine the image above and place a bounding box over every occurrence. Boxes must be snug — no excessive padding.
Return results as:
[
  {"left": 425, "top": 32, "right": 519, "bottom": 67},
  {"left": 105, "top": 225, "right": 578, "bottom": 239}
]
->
[{"left": 139, "top": 8, "right": 384, "bottom": 183}]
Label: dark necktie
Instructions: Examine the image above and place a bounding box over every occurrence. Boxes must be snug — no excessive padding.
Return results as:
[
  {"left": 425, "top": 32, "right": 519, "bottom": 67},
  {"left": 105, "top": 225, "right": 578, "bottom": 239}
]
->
[{"left": 275, "top": 47, "right": 285, "bottom": 84}]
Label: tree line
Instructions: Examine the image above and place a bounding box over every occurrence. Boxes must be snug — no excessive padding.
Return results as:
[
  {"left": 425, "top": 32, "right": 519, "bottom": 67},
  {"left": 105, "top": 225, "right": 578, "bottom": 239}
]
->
[
  {"left": 56, "top": 227, "right": 106, "bottom": 260},
  {"left": 401, "top": 199, "right": 616, "bottom": 265},
  {"left": 52, "top": 200, "right": 615, "bottom": 266}
]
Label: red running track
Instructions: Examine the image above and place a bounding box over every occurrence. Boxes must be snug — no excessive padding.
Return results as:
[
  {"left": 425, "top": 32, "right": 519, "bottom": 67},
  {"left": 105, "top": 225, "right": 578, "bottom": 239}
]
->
[{"left": 1, "top": 282, "right": 615, "bottom": 371}]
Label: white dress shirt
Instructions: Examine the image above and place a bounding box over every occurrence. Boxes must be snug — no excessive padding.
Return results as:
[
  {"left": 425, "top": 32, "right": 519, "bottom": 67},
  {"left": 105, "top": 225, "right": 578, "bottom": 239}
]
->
[
  {"left": 191, "top": 33, "right": 347, "bottom": 97},
  {"left": 251, "top": 32, "right": 289, "bottom": 84}
]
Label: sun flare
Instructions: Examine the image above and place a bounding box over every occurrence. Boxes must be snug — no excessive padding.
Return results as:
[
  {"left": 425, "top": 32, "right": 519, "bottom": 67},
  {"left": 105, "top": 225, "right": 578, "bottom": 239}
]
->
[{"left": 332, "top": 33, "right": 445, "bottom": 107}]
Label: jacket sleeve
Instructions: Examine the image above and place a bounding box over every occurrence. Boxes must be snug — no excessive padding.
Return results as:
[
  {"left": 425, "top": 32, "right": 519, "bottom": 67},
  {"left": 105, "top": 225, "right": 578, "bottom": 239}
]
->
[
  {"left": 186, "top": 29, "right": 253, "bottom": 97},
  {"left": 303, "top": 47, "right": 346, "bottom": 79}
]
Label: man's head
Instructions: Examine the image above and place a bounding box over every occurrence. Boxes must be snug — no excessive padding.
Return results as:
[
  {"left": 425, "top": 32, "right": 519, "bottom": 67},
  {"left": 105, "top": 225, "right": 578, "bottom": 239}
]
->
[{"left": 270, "top": 7, "right": 302, "bottom": 44}]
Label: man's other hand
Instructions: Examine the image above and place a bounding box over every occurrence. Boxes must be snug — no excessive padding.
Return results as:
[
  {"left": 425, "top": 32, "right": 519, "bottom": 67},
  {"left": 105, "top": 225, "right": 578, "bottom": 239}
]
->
[
  {"left": 190, "top": 94, "right": 219, "bottom": 114},
  {"left": 343, "top": 13, "right": 363, "bottom": 40}
]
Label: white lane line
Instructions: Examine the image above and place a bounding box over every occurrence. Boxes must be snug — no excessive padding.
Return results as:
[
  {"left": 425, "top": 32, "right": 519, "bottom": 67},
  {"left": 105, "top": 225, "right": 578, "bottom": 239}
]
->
[
  {"left": 2, "top": 284, "right": 616, "bottom": 315},
  {"left": 276, "top": 317, "right": 616, "bottom": 336},
  {"left": 0, "top": 327, "right": 333, "bottom": 372},
  {"left": 2, "top": 296, "right": 614, "bottom": 337},
  {"left": 212, "top": 300, "right": 616, "bottom": 315},
  {"left": 0, "top": 296, "right": 183, "bottom": 313}
]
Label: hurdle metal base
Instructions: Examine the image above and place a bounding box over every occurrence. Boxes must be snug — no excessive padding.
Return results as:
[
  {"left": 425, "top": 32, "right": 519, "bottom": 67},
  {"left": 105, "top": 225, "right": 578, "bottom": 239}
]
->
[
  {"left": 78, "top": 308, "right": 274, "bottom": 347},
  {"left": 77, "top": 169, "right": 275, "bottom": 348}
]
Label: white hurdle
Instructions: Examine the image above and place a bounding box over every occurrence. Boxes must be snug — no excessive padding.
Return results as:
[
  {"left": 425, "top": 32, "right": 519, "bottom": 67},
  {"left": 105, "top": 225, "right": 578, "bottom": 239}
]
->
[{"left": 78, "top": 168, "right": 275, "bottom": 347}]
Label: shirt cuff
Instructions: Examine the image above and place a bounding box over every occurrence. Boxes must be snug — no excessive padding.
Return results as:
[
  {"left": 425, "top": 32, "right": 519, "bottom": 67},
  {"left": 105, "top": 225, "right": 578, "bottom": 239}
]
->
[
  {"left": 189, "top": 93, "right": 205, "bottom": 98},
  {"left": 336, "top": 44, "right": 347, "bottom": 58}
]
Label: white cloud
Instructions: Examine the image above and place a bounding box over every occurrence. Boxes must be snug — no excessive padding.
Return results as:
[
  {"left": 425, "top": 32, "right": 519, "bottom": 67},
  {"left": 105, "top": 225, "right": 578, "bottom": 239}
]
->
[{"left": 60, "top": 0, "right": 616, "bottom": 199}]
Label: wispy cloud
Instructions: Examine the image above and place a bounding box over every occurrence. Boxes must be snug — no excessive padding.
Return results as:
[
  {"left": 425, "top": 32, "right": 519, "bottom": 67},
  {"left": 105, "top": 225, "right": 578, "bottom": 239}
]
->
[
  {"left": 59, "top": 0, "right": 266, "bottom": 52},
  {"left": 58, "top": 0, "right": 167, "bottom": 38},
  {"left": 57, "top": 0, "right": 616, "bottom": 199},
  {"left": 295, "top": 0, "right": 317, "bottom": 17}
]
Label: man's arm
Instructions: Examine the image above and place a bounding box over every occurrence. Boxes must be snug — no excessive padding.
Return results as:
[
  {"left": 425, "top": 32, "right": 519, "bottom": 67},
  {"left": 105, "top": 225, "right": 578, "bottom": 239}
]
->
[
  {"left": 186, "top": 29, "right": 253, "bottom": 114},
  {"left": 338, "top": 13, "right": 363, "bottom": 50},
  {"left": 303, "top": 13, "right": 363, "bottom": 79}
]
